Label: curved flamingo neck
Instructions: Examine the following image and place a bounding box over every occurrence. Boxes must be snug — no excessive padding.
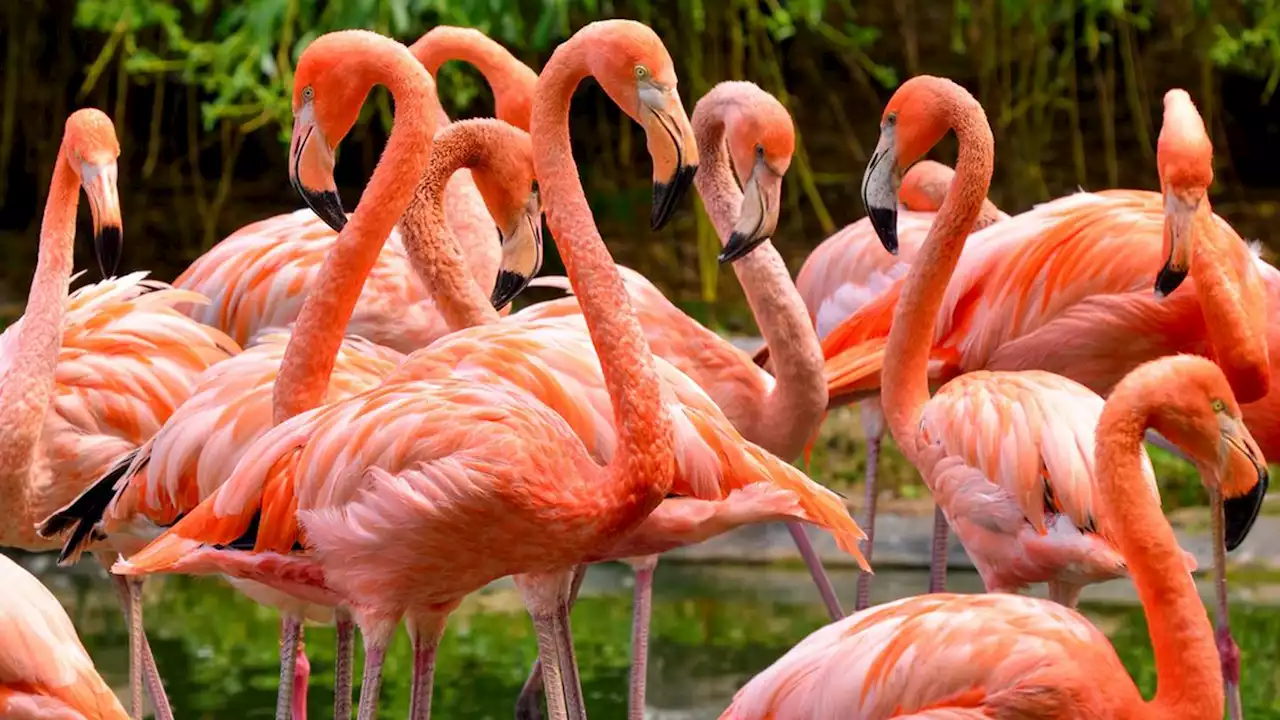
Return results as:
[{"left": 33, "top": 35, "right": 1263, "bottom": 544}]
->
[
  {"left": 398, "top": 122, "right": 508, "bottom": 332},
  {"left": 0, "top": 150, "right": 79, "bottom": 515},
  {"left": 410, "top": 28, "right": 537, "bottom": 131},
  {"left": 1189, "top": 204, "right": 1270, "bottom": 403},
  {"left": 692, "top": 87, "right": 824, "bottom": 459},
  {"left": 273, "top": 47, "right": 439, "bottom": 424},
  {"left": 1095, "top": 383, "right": 1222, "bottom": 718},
  {"left": 881, "top": 90, "right": 994, "bottom": 461},
  {"left": 531, "top": 29, "right": 673, "bottom": 524}
]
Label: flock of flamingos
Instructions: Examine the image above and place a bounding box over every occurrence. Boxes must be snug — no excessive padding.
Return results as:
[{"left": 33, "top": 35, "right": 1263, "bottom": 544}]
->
[{"left": 2, "top": 15, "right": 1276, "bottom": 720}]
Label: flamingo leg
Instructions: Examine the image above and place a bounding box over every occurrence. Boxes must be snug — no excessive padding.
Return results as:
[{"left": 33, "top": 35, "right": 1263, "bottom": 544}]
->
[
  {"left": 1210, "top": 490, "right": 1243, "bottom": 720},
  {"left": 293, "top": 636, "right": 310, "bottom": 720},
  {"left": 517, "top": 570, "right": 586, "bottom": 720},
  {"left": 407, "top": 612, "right": 447, "bottom": 720},
  {"left": 109, "top": 572, "right": 142, "bottom": 719},
  {"left": 119, "top": 576, "right": 174, "bottom": 720},
  {"left": 784, "top": 523, "right": 844, "bottom": 620},
  {"left": 626, "top": 556, "right": 658, "bottom": 720},
  {"left": 277, "top": 615, "right": 302, "bottom": 720},
  {"left": 928, "top": 504, "right": 949, "bottom": 593},
  {"left": 855, "top": 410, "right": 884, "bottom": 611},
  {"left": 515, "top": 565, "right": 587, "bottom": 720},
  {"left": 1047, "top": 581, "right": 1083, "bottom": 609},
  {"left": 355, "top": 618, "right": 395, "bottom": 720},
  {"left": 333, "top": 609, "right": 354, "bottom": 720}
]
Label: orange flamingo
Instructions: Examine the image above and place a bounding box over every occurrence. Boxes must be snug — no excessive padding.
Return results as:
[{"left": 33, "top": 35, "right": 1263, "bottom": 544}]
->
[
  {"left": 0, "top": 553, "right": 130, "bottom": 720},
  {"left": 172, "top": 27, "right": 538, "bottom": 352},
  {"left": 43, "top": 112, "right": 544, "bottom": 718},
  {"left": 2, "top": 108, "right": 236, "bottom": 720},
  {"left": 721, "top": 355, "right": 1261, "bottom": 720},
  {"left": 850, "top": 76, "right": 1265, "bottom": 710}
]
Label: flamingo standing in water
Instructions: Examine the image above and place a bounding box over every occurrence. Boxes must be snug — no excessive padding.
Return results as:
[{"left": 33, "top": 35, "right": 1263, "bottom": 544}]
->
[
  {"left": 0, "top": 553, "right": 130, "bottom": 720},
  {"left": 172, "top": 26, "right": 539, "bottom": 352},
  {"left": 722, "top": 356, "right": 1260, "bottom": 719},
  {"left": 43, "top": 111, "right": 545, "bottom": 719},
  {"left": 1, "top": 109, "right": 237, "bottom": 719}
]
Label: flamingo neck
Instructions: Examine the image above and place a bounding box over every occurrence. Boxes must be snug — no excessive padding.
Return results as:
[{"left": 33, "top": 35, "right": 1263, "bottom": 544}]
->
[
  {"left": 273, "top": 55, "right": 438, "bottom": 424},
  {"left": 1190, "top": 204, "right": 1270, "bottom": 403},
  {"left": 692, "top": 90, "right": 824, "bottom": 459},
  {"left": 397, "top": 124, "right": 504, "bottom": 332},
  {"left": 881, "top": 95, "right": 993, "bottom": 463},
  {"left": 410, "top": 29, "right": 536, "bottom": 131},
  {"left": 1095, "top": 390, "right": 1222, "bottom": 718},
  {"left": 531, "top": 32, "right": 673, "bottom": 527},
  {"left": 0, "top": 152, "right": 79, "bottom": 513}
]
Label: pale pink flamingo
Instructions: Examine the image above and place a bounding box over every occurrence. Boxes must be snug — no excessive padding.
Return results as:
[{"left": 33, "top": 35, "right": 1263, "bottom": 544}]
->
[
  {"left": 848, "top": 77, "right": 1264, "bottom": 709},
  {"left": 172, "top": 27, "right": 539, "bottom": 352},
  {"left": 112, "top": 22, "right": 867, "bottom": 720},
  {"left": 42, "top": 111, "right": 545, "bottom": 719},
  {"left": 0, "top": 553, "right": 130, "bottom": 720},
  {"left": 1, "top": 108, "right": 237, "bottom": 719},
  {"left": 755, "top": 160, "right": 1007, "bottom": 611},
  {"left": 721, "top": 354, "right": 1263, "bottom": 720}
]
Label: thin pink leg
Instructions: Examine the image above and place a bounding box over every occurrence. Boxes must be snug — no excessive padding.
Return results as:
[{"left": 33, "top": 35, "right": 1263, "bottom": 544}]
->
[
  {"left": 292, "top": 638, "right": 310, "bottom": 720},
  {"left": 407, "top": 613, "right": 448, "bottom": 720},
  {"left": 1210, "top": 491, "right": 1243, "bottom": 720},
  {"left": 784, "top": 523, "right": 844, "bottom": 620},
  {"left": 928, "top": 504, "right": 949, "bottom": 594},
  {"left": 854, "top": 421, "right": 883, "bottom": 611},
  {"left": 277, "top": 615, "right": 303, "bottom": 720},
  {"left": 355, "top": 617, "right": 396, "bottom": 720},
  {"left": 515, "top": 565, "right": 587, "bottom": 720},
  {"left": 334, "top": 609, "right": 354, "bottom": 720},
  {"left": 627, "top": 557, "right": 657, "bottom": 720},
  {"left": 516, "top": 570, "right": 585, "bottom": 720}
]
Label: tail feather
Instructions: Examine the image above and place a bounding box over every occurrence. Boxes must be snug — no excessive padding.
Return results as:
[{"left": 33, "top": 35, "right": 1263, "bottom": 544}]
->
[
  {"left": 823, "top": 338, "right": 890, "bottom": 407},
  {"left": 37, "top": 448, "right": 140, "bottom": 566}
]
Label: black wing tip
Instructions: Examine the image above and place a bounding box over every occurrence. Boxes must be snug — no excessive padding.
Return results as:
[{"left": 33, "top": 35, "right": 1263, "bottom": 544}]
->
[{"left": 37, "top": 448, "right": 141, "bottom": 565}]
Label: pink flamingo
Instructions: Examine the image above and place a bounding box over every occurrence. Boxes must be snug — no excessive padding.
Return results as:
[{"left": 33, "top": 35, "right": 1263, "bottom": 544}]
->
[
  {"left": 2, "top": 108, "right": 236, "bottom": 719},
  {"left": 43, "top": 111, "right": 545, "bottom": 719},
  {"left": 0, "top": 553, "right": 130, "bottom": 720},
  {"left": 723, "top": 367, "right": 1257, "bottom": 718},
  {"left": 851, "top": 76, "right": 1264, "bottom": 709},
  {"left": 172, "top": 27, "right": 538, "bottom": 352}
]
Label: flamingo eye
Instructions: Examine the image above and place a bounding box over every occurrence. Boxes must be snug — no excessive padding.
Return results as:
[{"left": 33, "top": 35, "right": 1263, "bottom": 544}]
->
[
  {"left": 302, "top": 86, "right": 314, "bottom": 103},
  {"left": 634, "top": 65, "right": 649, "bottom": 81},
  {"left": 1211, "top": 398, "right": 1227, "bottom": 413}
]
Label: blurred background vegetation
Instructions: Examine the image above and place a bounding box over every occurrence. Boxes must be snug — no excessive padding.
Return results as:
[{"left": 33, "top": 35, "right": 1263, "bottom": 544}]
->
[{"left": 3, "top": 0, "right": 1280, "bottom": 328}]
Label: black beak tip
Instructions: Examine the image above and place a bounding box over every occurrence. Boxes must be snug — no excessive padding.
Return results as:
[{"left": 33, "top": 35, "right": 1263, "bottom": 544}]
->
[
  {"left": 866, "top": 205, "right": 899, "bottom": 255},
  {"left": 1154, "top": 265, "right": 1188, "bottom": 299},
  {"left": 490, "top": 270, "right": 531, "bottom": 311},
  {"left": 651, "top": 164, "right": 698, "bottom": 231},
  {"left": 719, "top": 231, "right": 768, "bottom": 265},
  {"left": 1224, "top": 469, "right": 1268, "bottom": 551},
  {"left": 294, "top": 181, "right": 348, "bottom": 233},
  {"left": 94, "top": 224, "right": 122, "bottom": 278}
]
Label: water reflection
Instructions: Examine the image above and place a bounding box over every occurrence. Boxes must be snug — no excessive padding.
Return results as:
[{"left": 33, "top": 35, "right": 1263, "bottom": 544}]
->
[{"left": 12, "top": 552, "right": 1280, "bottom": 719}]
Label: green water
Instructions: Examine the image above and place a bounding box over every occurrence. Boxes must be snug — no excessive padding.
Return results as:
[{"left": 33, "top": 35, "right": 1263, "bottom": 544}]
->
[{"left": 19, "top": 556, "right": 1280, "bottom": 719}]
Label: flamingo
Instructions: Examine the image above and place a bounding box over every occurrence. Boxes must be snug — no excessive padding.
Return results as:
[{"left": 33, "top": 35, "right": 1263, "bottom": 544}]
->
[
  {"left": 721, "top": 355, "right": 1262, "bottom": 720},
  {"left": 815, "top": 88, "right": 1270, "bottom": 601},
  {"left": 171, "top": 27, "right": 538, "bottom": 353},
  {"left": 0, "top": 108, "right": 237, "bottom": 719},
  {"left": 753, "top": 159, "right": 1008, "bottom": 611},
  {"left": 41, "top": 111, "right": 545, "bottom": 719},
  {"left": 0, "top": 553, "right": 131, "bottom": 719}
]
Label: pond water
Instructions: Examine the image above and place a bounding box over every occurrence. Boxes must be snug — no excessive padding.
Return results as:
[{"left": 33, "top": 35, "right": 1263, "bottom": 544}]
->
[{"left": 15, "top": 553, "right": 1280, "bottom": 718}]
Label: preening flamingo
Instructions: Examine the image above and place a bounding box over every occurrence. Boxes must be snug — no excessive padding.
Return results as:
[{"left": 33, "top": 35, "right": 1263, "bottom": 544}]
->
[
  {"left": 0, "top": 553, "right": 130, "bottom": 720},
  {"left": 171, "top": 27, "right": 538, "bottom": 352},
  {"left": 1, "top": 108, "right": 236, "bottom": 719},
  {"left": 43, "top": 111, "right": 544, "bottom": 718},
  {"left": 722, "top": 354, "right": 1263, "bottom": 720},
  {"left": 766, "top": 159, "right": 1007, "bottom": 610}
]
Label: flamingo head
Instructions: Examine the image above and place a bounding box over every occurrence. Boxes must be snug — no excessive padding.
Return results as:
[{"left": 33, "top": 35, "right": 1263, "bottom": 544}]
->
[
  {"left": 713, "top": 82, "right": 795, "bottom": 264},
  {"left": 64, "top": 108, "right": 122, "bottom": 278},
  {"left": 1154, "top": 89, "right": 1214, "bottom": 298}
]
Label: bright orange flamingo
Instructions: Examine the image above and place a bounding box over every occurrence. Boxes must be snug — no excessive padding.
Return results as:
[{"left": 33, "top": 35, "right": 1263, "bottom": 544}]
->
[
  {"left": 0, "top": 108, "right": 236, "bottom": 720},
  {"left": 172, "top": 27, "right": 539, "bottom": 352},
  {"left": 723, "top": 363, "right": 1257, "bottom": 718},
  {"left": 818, "top": 87, "right": 1269, "bottom": 598},
  {"left": 0, "top": 553, "right": 130, "bottom": 720},
  {"left": 43, "top": 109, "right": 544, "bottom": 718}
]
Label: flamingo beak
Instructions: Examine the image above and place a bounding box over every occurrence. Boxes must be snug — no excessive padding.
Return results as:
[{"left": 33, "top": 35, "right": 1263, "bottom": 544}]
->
[
  {"left": 640, "top": 85, "right": 699, "bottom": 231},
  {"left": 862, "top": 122, "right": 902, "bottom": 255},
  {"left": 720, "top": 159, "right": 783, "bottom": 264},
  {"left": 1219, "top": 415, "right": 1268, "bottom": 551},
  {"left": 81, "top": 160, "right": 122, "bottom": 278},
  {"left": 490, "top": 187, "right": 545, "bottom": 311},
  {"left": 1156, "top": 190, "right": 1200, "bottom": 298},
  {"left": 289, "top": 103, "right": 346, "bottom": 233}
]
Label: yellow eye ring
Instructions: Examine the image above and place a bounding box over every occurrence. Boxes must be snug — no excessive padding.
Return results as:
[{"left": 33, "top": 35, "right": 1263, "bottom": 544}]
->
[
  {"left": 1211, "top": 398, "right": 1227, "bottom": 412},
  {"left": 302, "top": 86, "right": 314, "bottom": 102},
  {"left": 634, "top": 65, "right": 649, "bottom": 80}
]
